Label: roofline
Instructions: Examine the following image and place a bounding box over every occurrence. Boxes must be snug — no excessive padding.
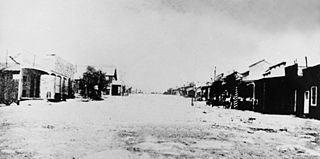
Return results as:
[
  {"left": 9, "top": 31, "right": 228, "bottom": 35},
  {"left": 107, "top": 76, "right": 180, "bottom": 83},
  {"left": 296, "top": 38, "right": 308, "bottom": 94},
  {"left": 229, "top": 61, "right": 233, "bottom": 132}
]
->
[
  {"left": 249, "top": 59, "right": 269, "bottom": 68},
  {"left": 267, "top": 61, "right": 286, "bottom": 70}
]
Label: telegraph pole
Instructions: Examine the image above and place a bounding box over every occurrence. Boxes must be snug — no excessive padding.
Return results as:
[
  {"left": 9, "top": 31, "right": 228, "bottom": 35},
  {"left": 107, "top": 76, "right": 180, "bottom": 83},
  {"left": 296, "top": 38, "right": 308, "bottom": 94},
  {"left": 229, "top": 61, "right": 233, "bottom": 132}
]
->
[
  {"left": 5, "top": 49, "right": 8, "bottom": 67},
  {"left": 305, "top": 56, "right": 308, "bottom": 68},
  {"left": 214, "top": 66, "right": 216, "bottom": 81},
  {"left": 33, "top": 55, "right": 36, "bottom": 67}
]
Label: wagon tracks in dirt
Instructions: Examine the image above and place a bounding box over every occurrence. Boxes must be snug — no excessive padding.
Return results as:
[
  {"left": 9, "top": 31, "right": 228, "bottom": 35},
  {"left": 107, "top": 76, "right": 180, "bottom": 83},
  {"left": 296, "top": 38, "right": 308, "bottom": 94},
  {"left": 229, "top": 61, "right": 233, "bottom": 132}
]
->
[{"left": 0, "top": 120, "right": 36, "bottom": 159}]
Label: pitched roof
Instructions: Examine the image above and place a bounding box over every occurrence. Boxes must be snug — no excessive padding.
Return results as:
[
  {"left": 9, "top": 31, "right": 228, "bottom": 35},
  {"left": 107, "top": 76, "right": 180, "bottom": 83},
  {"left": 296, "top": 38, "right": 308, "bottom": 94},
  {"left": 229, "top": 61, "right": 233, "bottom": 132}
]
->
[
  {"left": 263, "top": 61, "right": 287, "bottom": 77},
  {"left": 74, "top": 65, "right": 117, "bottom": 79},
  {"left": 0, "top": 63, "right": 20, "bottom": 71},
  {"left": 100, "top": 67, "right": 116, "bottom": 76},
  {"left": 241, "top": 71, "right": 249, "bottom": 77},
  {"left": 249, "top": 59, "right": 270, "bottom": 68},
  {"left": 268, "top": 61, "right": 286, "bottom": 71}
]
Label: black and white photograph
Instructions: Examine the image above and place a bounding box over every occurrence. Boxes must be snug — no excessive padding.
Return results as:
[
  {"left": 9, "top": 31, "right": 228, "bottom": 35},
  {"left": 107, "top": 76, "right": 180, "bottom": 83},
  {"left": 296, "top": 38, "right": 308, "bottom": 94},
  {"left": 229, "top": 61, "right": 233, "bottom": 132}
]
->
[{"left": 1, "top": 0, "right": 320, "bottom": 158}]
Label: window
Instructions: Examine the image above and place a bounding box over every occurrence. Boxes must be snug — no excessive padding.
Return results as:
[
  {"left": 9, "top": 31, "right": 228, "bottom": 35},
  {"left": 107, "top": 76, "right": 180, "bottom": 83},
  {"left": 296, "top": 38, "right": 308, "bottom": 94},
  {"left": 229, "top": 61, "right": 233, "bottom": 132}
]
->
[
  {"left": 22, "top": 90, "right": 27, "bottom": 97},
  {"left": 23, "top": 76, "right": 27, "bottom": 82},
  {"left": 311, "top": 86, "right": 317, "bottom": 106}
]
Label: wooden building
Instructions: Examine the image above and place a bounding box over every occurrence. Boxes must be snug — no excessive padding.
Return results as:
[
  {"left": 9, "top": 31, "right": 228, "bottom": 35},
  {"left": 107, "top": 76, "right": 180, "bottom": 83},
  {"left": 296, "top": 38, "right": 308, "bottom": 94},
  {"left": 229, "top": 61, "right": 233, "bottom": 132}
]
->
[
  {"left": 207, "top": 80, "right": 225, "bottom": 106},
  {"left": 205, "top": 62, "right": 305, "bottom": 115},
  {"left": 207, "top": 71, "right": 242, "bottom": 108},
  {"left": 104, "top": 68, "right": 126, "bottom": 96},
  {"left": 195, "top": 85, "right": 210, "bottom": 101},
  {"left": 253, "top": 64, "right": 303, "bottom": 114},
  {"left": 300, "top": 64, "right": 320, "bottom": 119}
]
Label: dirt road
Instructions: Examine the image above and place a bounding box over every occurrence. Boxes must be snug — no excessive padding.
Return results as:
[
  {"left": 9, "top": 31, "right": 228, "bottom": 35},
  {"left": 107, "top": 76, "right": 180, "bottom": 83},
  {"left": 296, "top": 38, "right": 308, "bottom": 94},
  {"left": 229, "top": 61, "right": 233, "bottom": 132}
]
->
[{"left": 0, "top": 94, "right": 320, "bottom": 158}]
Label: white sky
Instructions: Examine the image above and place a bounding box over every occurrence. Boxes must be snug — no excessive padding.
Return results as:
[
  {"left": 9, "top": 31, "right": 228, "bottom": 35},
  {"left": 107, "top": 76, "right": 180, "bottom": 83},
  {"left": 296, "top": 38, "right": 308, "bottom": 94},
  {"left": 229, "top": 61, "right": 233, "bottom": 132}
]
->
[{"left": 1, "top": 0, "right": 320, "bottom": 92}]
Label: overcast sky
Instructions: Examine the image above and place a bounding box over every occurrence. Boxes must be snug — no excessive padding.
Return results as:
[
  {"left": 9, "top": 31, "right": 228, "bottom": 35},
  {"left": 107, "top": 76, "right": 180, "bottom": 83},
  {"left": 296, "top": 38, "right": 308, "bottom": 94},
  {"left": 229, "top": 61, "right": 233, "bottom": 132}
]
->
[{"left": 1, "top": 0, "right": 320, "bottom": 92}]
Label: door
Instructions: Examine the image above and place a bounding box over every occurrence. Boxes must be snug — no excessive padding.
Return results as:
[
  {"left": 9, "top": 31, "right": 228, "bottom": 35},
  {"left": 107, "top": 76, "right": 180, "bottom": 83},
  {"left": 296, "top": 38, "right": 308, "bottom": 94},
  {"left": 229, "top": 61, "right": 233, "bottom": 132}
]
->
[
  {"left": 304, "top": 91, "right": 310, "bottom": 114},
  {"left": 35, "top": 77, "right": 40, "bottom": 97},
  {"left": 112, "top": 85, "right": 120, "bottom": 96},
  {"left": 30, "top": 75, "right": 35, "bottom": 97},
  {"left": 294, "top": 90, "right": 297, "bottom": 113}
]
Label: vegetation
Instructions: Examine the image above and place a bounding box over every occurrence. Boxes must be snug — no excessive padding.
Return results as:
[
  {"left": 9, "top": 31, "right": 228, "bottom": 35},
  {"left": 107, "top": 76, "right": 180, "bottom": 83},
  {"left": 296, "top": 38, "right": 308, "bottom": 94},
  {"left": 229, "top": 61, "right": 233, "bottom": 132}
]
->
[{"left": 79, "top": 66, "right": 108, "bottom": 100}]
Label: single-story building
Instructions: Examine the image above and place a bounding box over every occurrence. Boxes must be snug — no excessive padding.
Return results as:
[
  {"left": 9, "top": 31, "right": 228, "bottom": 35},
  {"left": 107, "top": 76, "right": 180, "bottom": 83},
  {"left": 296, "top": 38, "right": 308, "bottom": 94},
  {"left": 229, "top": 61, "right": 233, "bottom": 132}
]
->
[
  {"left": 253, "top": 64, "right": 303, "bottom": 114},
  {"left": 299, "top": 64, "right": 320, "bottom": 119},
  {"left": 0, "top": 54, "right": 76, "bottom": 105}
]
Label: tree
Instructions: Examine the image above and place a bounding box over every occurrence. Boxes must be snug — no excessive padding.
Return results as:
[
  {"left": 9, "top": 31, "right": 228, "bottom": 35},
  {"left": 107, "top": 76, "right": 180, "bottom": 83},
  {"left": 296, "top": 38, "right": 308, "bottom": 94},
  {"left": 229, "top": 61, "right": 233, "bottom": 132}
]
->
[{"left": 80, "top": 66, "right": 108, "bottom": 100}]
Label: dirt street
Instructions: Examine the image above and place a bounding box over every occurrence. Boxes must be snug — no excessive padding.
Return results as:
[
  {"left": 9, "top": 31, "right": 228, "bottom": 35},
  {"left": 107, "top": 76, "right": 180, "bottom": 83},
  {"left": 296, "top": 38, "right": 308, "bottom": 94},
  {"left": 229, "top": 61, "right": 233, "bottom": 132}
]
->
[{"left": 0, "top": 94, "right": 320, "bottom": 159}]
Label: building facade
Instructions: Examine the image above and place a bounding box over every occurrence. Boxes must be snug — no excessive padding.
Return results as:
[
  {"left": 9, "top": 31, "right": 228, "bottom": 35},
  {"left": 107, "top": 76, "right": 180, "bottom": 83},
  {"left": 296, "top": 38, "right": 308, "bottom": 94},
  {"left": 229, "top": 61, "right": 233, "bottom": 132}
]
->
[
  {"left": 39, "top": 54, "right": 76, "bottom": 101},
  {"left": 300, "top": 65, "right": 320, "bottom": 119},
  {"left": 0, "top": 54, "right": 76, "bottom": 105}
]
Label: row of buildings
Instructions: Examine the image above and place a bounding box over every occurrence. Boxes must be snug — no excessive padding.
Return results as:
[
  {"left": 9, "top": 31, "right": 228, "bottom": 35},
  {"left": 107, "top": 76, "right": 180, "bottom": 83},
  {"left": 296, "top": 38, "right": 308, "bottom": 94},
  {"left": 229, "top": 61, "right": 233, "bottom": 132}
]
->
[
  {"left": 171, "top": 59, "right": 320, "bottom": 119},
  {"left": 0, "top": 54, "right": 125, "bottom": 105}
]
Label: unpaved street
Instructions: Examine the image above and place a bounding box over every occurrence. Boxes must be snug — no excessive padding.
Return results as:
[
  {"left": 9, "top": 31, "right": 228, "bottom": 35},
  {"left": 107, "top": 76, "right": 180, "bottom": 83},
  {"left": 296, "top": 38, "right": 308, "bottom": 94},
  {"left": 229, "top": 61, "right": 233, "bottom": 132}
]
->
[{"left": 1, "top": 94, "right": 320, "bottom": 158}]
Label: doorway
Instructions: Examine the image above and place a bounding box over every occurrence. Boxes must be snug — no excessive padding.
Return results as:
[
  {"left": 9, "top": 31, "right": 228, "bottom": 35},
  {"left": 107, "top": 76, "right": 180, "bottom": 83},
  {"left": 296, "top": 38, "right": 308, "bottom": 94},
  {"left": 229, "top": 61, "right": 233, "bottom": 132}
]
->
[{"left": 304, "top": 91, "right": 310, "bottom": 114}]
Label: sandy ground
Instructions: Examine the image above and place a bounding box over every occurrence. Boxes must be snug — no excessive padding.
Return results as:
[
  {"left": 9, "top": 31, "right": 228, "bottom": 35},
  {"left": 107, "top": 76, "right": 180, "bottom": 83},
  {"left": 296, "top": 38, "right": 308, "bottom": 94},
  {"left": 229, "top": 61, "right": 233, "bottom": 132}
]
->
[{"left": 1, "top": 94, "right": 320, "bottom": 159}]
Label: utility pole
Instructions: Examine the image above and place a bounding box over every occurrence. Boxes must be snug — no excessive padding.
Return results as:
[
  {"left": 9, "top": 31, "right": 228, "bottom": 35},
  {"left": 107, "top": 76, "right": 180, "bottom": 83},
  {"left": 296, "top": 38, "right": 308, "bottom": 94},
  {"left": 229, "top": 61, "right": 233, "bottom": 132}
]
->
[
  {"left": 214, "top": 66, "right": 216, "bottom": 81},
  {"left": 191, "top": 86, "right": 194, "bottom": 106},
  {"left": 5, "top": 49, "right": 8, "bottom": 67},
  {"left": 305, "top": 56, "right": 308, "bottom": 68},
  {"left": 33, "top": 55, "right": 36, "bottom": 67}
]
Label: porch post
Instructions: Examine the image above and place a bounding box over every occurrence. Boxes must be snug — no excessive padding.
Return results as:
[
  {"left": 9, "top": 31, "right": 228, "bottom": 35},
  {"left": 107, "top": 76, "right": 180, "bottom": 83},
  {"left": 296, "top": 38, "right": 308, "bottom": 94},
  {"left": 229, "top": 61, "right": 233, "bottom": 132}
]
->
[
  {"left": 17, "top": 67, "right": 23, "bottom": 104},
  {"left": 59, "top": 76, "right": 63, "bottom": 100},
  {"left": 110, "top": 84, "right": 113, "bottom": 96},
  {"left": 247, "top": 82, "right": 256, "bottom": 110},
  {"left": 120, "top": 85, "right": 123, "bottom": 96},
  {"left": 53, "top": 74, "right": 56, "bottom": 98},
  {"left": 252, "top": 82, "right": 256, "bottom": 99},
  {"left": 207, "top": 87, "right": 210, "bottom": 101}
]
